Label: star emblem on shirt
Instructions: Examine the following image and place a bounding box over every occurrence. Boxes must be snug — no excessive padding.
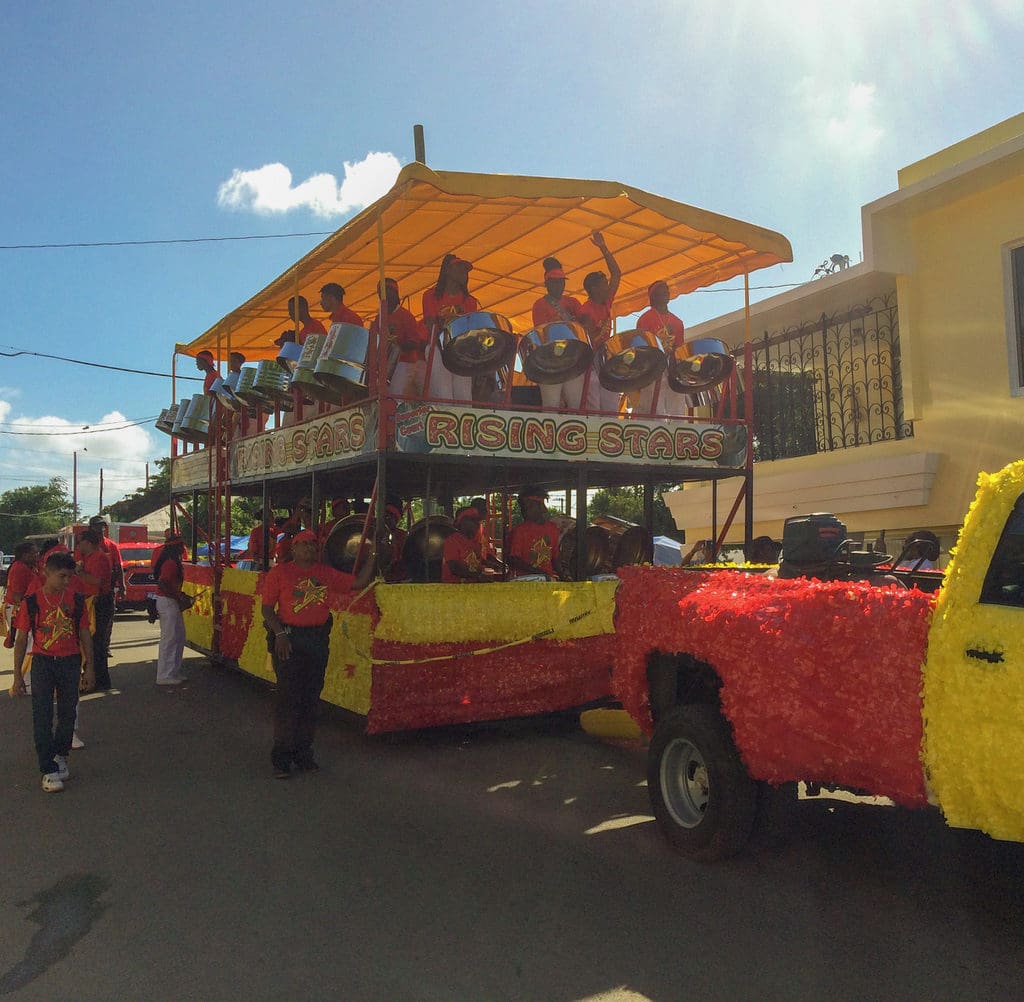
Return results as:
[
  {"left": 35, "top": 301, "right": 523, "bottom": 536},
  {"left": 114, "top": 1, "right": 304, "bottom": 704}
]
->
[
  {"left": 292, "top": 577, "right": 328, "bottom": 614},
  {"left": 531, "top": 537, "right": 552, "bottom": 568},
  {"left": 41, "top": 605, "right": 74, "bottom": 650}
]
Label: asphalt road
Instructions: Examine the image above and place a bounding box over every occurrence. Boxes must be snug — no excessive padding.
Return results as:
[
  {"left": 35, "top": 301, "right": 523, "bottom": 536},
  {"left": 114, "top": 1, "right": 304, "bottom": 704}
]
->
[{"left": 3, "top": 615, "right": 1024, "bottom": 1001}]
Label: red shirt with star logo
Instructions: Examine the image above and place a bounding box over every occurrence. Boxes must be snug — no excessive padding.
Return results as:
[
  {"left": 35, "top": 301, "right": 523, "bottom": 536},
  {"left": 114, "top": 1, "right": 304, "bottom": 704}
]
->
[
  {"left": 14, "top": 588, "right": 82, "bottom": 657},
  {"left": 532, "top": 294, "right": 583, "bottom": 326},
  {"left": 260, "top": 561, "right": 354, "bottom": 626},
  {"left": 421, "top": 289, "right": 479, "bottom": 338},
  {"left": 637, "top": 307, "right": 685, "bottom": 350},
  {"left": 507, "top": 521, "right": 560, "bottom": 577},
  {"left": 578, "top": 297, "right": 615, "bottom": 348},
  {"left": 441, "top": 532, "right": 484, "bottom": 583}
]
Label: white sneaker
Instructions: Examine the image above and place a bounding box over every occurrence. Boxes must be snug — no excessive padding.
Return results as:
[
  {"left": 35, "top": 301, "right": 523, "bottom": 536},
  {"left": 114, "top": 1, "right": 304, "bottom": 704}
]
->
[
  {"left": 54, "top": 754, "right": 70, "bottom": 780},
  {"left": 42, "top": 772, "right": 64, "bottom": 793},
  {"left": 72, "top": 733, "right": 85, "bottom": 749}
]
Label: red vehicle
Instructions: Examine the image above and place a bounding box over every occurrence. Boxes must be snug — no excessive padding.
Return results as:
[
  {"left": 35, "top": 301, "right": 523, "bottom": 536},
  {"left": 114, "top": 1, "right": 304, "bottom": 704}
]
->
[{"left": 116, "top": 541, "right": 157, "bottom": 612}]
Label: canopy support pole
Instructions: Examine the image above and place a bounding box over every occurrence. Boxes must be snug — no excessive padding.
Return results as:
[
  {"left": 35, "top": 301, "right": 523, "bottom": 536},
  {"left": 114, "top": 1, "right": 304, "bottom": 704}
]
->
[{"left": 743, "top": 269, "right": 754, "bottom": 547}]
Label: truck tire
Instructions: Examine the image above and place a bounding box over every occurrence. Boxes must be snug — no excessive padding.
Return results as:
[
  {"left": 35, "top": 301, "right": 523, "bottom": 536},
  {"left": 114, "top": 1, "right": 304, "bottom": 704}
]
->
[{"left": 647, "top": 704, "right": 758, "bottom": 861}]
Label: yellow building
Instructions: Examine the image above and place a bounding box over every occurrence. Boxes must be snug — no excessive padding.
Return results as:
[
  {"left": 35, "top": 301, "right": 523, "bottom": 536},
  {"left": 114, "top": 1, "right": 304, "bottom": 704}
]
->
[{"left": 664, "top": 113, "right": 1024, "bottom": 561}]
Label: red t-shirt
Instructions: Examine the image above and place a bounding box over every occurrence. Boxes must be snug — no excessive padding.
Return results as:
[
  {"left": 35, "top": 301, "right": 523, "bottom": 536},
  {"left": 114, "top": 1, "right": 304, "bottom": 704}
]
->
[
  {"left": 532, "top": 295, "right": 583, "bottom": 327},
  {"left": 372, "top": 306, "right": 429, "bottom": 363},
  {"left": 14, "top": 588, "right": 82, "bottom": 657},
  {"left": 299, "top": 319, "right": 328, "bottom": 346},
  {"left": 157, "top": 557, "right": 183, "bottom": 594},
  {"left": 100, "top": 537, "right": 123, "bottom": 588},
  {"left": 637, "top": 307, "right": 685, "bottom": 350},
  {"left": 578, "top": 298, "right": 615, "bottom": 348},
  {"left": 421, "top": 289, "right": 480, "bottom": 337},
  {"left": 4, "top": 560, "right": 40, "bottom": 601},
  {"left": 260, "top": 561, "right": 354, "bottom": 626},
  {"left": 442, "top": 532, "right": 484, "bottom": 583},
  {"left": 330, "top": 305, "right": 363, "bottom": 326},
  {"left": 203, "top": 369, "right": 219, "bottom": 394},
  {"left": 507, "top": 521, "right": 560, "bottom": 577},
  {"left": 77, "top": 550, "right": 112, "bottom": 596}
]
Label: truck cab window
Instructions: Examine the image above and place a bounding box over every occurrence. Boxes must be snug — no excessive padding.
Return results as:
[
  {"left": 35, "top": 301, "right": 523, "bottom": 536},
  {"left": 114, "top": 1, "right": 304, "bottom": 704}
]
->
[{"left": 980, "top": 494, "right": 1024, "bottom": 607}]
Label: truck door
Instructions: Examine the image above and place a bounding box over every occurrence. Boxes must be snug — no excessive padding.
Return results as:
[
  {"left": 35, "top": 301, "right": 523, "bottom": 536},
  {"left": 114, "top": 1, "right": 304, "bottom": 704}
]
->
[{"left": 923, "top": 466, "right": 1024, "bottom": 841}]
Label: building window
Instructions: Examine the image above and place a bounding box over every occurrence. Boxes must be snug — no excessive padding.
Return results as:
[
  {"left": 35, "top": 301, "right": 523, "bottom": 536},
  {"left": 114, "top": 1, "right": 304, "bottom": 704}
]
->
[{"left": 1007, "top": 243, "right": 1024, "bottom": 395}]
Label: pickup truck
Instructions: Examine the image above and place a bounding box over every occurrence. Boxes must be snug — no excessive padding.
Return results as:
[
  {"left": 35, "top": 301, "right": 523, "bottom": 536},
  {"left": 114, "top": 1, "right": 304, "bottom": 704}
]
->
[{"left": 616, "top": 459, "right": 1024, "bottom": 860}]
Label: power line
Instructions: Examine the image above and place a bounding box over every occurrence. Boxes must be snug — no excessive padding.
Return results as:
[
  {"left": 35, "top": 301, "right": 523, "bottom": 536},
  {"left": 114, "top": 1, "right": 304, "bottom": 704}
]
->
[
  {"left": 0, "top": 346, "right": 202, "bottom": 381},
  {"left": 0, "top": 231, "right": 333, "bottom": 251},
  {"left": 0, "top": 417, "right": 158, "bottom": 436}
]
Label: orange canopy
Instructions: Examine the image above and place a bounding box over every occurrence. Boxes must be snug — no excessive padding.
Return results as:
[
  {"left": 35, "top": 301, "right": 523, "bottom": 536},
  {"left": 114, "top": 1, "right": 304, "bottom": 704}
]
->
[{"left": 178, "top": 163, "right": 792, "bottom": 362}]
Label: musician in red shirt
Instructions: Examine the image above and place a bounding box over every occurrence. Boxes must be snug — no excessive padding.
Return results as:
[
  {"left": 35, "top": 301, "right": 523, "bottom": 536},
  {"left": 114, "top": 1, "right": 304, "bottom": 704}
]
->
[
  {"left": 532, "top": 257, "right": 586, "bottom": 410},
  {"left": 195, "top": 350, "right": 219, "bottom": 394},
  {"left": 261, "top": 529, "right": 372, "bottom": 777},
  {"left": 3, "top": 541, "right": 39, "bottom": 653},
  {"left": 578, "top": 231, "right": 622, "bottom": 413},
  {"left": 286, "top": 296, "right": 328, "bottom": 346},
  {"left": 76, "top": 529, "right": 113, "bottom": 689},
  {"left": 10, "top": 551, "right": 94, "bottom": 792},
  {"left": 422, "top": 254, "right": 479, "bottom": 403},
  {"left": 372, "top": 278, "right": 429, "bottom": 398},
  {"left": 506, "top": 489, "right": 560, "bottom": 579},
  {"left": 320, "top": 282, "right": 363, "bottom": 327},
  {"left": 636, "top": 280, "right": 688, "bottom": 416}
]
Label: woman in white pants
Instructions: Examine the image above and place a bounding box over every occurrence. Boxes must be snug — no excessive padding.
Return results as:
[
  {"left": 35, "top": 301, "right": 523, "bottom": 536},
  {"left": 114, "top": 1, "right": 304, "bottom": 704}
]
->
[{"left": 153, "top": 535, "right": 188, "bottom": 685}]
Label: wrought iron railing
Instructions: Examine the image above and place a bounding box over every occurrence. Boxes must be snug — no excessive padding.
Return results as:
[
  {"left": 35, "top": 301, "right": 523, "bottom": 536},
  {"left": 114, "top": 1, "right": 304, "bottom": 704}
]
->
[{"left": 737, "top": 291, "right": 912, "bottom": 461}]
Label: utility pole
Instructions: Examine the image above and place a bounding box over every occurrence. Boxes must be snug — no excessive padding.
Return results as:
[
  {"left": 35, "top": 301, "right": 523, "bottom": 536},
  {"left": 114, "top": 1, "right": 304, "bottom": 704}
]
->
[
  {"left": 146, "top": 462, "right": 150, "bottom": 489},
  {"left": 99, "top": 468, "right": 104, "bottom": 512},
  {"left": 73, "top": 451, "right": 78, "bottom": 522}
]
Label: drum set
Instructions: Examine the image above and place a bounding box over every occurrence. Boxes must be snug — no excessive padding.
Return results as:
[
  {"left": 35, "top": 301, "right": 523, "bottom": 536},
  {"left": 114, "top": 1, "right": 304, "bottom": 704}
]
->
[{"left": 158, "top": 308, "right": 739, "bottom": 446}]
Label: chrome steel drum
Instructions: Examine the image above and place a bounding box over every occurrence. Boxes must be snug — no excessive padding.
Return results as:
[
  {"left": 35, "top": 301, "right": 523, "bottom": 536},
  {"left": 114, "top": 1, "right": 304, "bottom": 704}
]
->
[
  {"left": 210, "top": 376, "right": 241, "bottom": 412},
  {"left": 324, "top": 514, "right": 388, "bottom": 574},
  {"left": 170, "top": 397, "right": 192, "bottom": 438},
  {"left": 314, "top": 323, "right": 371, "bottom": 394},
  {"left": 550, "top": 516, "right": 612, "bottom": 581},
  {"left": 276, "top": 341, "right": 304, "bottom": 373},
  {"left": 178, "top": 394, "right": 210, "bottom": 444},
  {"left": 518, "top": 322, "right": 593, "bottom": 384},
  {"left": 290, "top": 333, "right": 338, "bottom": 402},
  {"left": 440, "top": 311, "right": 516, "bottom": 377},
  {"left": 233, "top": 366, "right": 263, "bottom": 405},
  {"left": 597, "top": 329, "right": 666, "bottom": 392},
  {"left": 667, "top": 337, "right": 735, "bottom": 393},
  {"left": 254, "top": 359, "right": 294, "bottom": 410},
  {"left": 155, "top": 405, "right": 179, "bottom": 435},
  {"left": 591, "top": 515, "right": 653, "bottom": 568},
  {"left": 401, "top": 516, "right": 455, "bottom": 583}
]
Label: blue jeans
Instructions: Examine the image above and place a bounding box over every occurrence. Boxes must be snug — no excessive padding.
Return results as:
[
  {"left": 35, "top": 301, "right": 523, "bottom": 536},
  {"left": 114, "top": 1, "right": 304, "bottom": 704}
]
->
[{"left": 30, "top": 654, "right": 80, "bottom": 774}]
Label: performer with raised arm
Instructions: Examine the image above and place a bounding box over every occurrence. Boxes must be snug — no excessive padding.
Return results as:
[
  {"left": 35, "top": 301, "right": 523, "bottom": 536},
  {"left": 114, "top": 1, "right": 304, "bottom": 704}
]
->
[{"left": 578, "top": 231, "right": 622, "bottom": 413}]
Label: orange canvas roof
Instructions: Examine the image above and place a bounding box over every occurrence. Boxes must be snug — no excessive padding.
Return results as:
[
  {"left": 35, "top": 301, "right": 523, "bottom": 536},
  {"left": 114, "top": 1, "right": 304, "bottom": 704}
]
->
[{"left": 178, "top": 163, "right": 792, "bottom": 362}]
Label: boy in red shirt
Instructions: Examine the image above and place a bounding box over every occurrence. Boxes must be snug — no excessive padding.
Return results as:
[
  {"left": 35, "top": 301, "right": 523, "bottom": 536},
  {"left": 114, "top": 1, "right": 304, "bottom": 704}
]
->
[
  {"left": 3, "top": 541, "right": 39, "bottom": 652},
  {"left": 372, "top": 278, "right": 429, "bottom": 398},
  {"left": 261, "top": 529, "right": 373, "bottom": 778},
  {"left": 506, "top": 489, "right": 561, "bottom": 579},
  {"left": 320, "top": 282, "right": 363, "bottom": 327},
  {"left": 11, "top": 551, "right": 95, "bottom": 792},
  {"left": 442, "top": 508, "right": 490, "bottom": 583},
  {"left": 636, "top": 279, "right": 687, "bottom": 416}
]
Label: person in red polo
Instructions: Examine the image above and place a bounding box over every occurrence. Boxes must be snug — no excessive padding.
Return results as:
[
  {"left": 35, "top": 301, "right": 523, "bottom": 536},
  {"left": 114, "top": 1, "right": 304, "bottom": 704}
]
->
[
  {"left": 88, "top": 516, "right": 123, "bottom": 665},
  {"left": 372, "top": 278, "right": 429, "bottom": 399},
  {"left": 260, "top": 529, "right": 373, "bottom": 778},
  {"left": 422, "top": 254, "right": 479, "bottom": 403},
  {"left": 3, "top": 541, "right": 39, "bottom": 652},
  {"left": 442, "top": 507, "right": 499, "bottom": 583},
  {"left": 577, "top": 231, "right": 621, "bottom": 413},
  {"left": 287, "top": 295, "right": 327, "bottom": 346},
  {"left": 532, "top": 256, "right": 586, "bottom": 410},
  {"left": 196, "top": 350, "right": 219, "bottom": 394},
  {"left": 320, "top": 282, "right": 362, "bottom": 327},
  {"left": 506, "top": 489, "right": 561, "bottom": 579},
  {"left": 636, "top": 279, "right": 688, "bottom": 416},
  {"left": 75, "top": 529, "right": 113, "bottom": 690}
]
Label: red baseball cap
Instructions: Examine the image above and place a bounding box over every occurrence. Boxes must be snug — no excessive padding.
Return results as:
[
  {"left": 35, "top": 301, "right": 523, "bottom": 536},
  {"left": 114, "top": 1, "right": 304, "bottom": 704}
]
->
[
  {"left": 544, "top": 268, "right": 566, "bottom": 280},
  {"left": 455, "top": 506, "right": 481, "bottom": 525},
  {"left": 292, "top": 529, "right": 318, "bottom": 545}
]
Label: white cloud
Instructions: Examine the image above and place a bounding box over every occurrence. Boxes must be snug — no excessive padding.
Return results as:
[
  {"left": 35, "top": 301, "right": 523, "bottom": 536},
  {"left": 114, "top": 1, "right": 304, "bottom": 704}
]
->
[
  {"left": 0, "top": 405, "right": 156, "bottom": 517},
  {"left": 217, "top": 151, "right": 402, "bottom": 218},
  {"left": 795, "top": 78, "right": 884, "bottom": 159}
]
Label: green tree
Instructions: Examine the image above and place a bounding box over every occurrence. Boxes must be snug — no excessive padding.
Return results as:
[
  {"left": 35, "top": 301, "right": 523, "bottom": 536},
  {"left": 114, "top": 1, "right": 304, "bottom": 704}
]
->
[
  {"left": 588, "top": 485, "right": 680, "bottom": 539},
  {"left": 104, "top": 458, "right": 171, "bottom": 523},
  {"left": 0, "top": 478, "right": 74, "bottom": 553}
]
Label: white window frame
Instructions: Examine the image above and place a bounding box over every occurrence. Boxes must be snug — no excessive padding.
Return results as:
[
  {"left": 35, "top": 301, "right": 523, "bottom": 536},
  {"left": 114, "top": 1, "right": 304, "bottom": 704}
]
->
[{"left": 1004, "top": 239, "right": 1024, "bottom": 397}]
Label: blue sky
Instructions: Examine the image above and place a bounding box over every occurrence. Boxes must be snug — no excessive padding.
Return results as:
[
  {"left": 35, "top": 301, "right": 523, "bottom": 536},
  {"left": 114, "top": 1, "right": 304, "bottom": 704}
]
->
[{"left": 2, "top": 1, "right": 1023, "bottom": 518}]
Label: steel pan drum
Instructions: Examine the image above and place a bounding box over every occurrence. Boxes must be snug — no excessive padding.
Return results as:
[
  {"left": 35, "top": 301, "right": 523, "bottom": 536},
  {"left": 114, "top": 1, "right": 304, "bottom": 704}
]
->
[
  {"left": 170, "top": 397, "right": 192, "bottom": 438},
  {"left": 155, "top": 405, "right": 179, "bottom": 435},
  {"left": 314, "top": 323, "right": 371, "bottom": 394},
  {"left": 233, "top": 366, "right": 262, "bottom": 404},
  {"left": 591, "top": 515, "right": 653, "bottom": 568},
  {"left": 324, "top": 514, "right": 389, "bottom": 574},
  {"left": 276, "top": 341, "right": 304, "bottom": 373},
  {"left": 210, "top": 376, "right": 241, "bottom": 412},
  {"left": 440, "top": 312, "right": 516, "bottom": 377},
  {"left": 253, "top": 359, "right": 294, "bottom": 410},
  {"left": 518, "top": 322, "right": 593, "bottom": 384},
  {"left": 597, "top": 329, "right": 666, "bottom": 392},
  {"left": 290, "top": 333, "right": 339, "bottom": 403},
  {"left": 178, "top": 394, "right": 210, "bottom": 444},
  {"left": 550, "top": 516, "right": 612, "bottom": 580},
  {"left": 401, "top": 516, "right": 455, "bottom": 583},
  {"left": 667, "top": 337, "right": 735, "bottom": 393}
]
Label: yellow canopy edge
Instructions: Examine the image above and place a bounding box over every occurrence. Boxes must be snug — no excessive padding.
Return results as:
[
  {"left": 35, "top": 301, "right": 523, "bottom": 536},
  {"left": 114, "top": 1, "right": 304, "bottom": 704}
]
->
[{"left": 180, "top": 163, "right": 793, "bottom": 361}]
